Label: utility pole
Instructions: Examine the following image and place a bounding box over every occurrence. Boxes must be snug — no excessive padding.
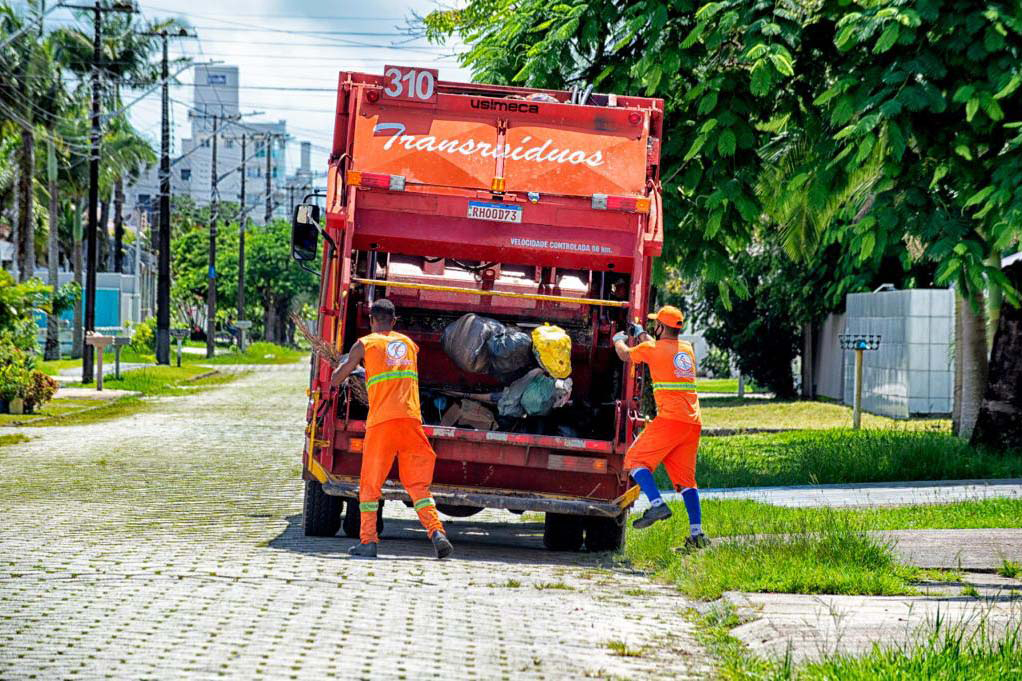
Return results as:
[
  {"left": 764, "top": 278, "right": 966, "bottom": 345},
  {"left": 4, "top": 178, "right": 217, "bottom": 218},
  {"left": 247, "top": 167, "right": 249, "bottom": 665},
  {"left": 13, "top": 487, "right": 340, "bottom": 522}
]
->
[
  {"left": 147, "top": 28, "right": 194, "bottom": 366},
  {"left": 264, "top": 134, "right": 273, "bottom": 224},
  {"left": 84, "top": 2, "right": 102, "bottom": 383},
  {"left": 207, "top": 114, "right": 219, "bottom": 359},
  {"left": 238, "top": 134, "right": 247, "bottom": 320},
  {"left": 156, "top": 30, "right": 172, "bottom": 365},
  {"left": 70, "top": 0, "right": 134, "bottom": 384}
]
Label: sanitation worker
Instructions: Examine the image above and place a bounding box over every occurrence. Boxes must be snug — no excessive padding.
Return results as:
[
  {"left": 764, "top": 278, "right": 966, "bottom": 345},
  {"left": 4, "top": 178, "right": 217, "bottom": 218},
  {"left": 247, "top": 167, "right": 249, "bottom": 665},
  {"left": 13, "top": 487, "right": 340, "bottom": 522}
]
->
[
  {"left": 330, "top": 298, "right": 454, "bottom": 560},
  {"left": 613, "top": 305, "right": 710, "bottom": 549}
]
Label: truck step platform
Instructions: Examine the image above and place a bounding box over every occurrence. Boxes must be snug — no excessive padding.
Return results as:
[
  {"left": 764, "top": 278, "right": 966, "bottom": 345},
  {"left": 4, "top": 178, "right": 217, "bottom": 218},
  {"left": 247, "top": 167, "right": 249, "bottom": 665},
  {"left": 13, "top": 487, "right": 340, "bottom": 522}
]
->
[{"left": 322, "top": 476, "right": 639, "bottom": 518}]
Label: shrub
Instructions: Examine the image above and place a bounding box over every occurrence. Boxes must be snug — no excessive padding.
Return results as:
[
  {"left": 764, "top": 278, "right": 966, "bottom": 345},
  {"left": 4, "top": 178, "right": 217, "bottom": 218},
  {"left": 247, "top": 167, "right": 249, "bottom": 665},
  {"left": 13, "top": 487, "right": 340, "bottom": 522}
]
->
[
  {"left": 0, "top": 340, "right": 32, "bottom": 401},
  {"left": 0, "top": 362, "right": 31, "bottom": 401},
  {"left": 129, "top": 316, "right": 157, "bottom": 354},
  {"left": 24, "top": 371, "right": 58, "bottom": 411}
]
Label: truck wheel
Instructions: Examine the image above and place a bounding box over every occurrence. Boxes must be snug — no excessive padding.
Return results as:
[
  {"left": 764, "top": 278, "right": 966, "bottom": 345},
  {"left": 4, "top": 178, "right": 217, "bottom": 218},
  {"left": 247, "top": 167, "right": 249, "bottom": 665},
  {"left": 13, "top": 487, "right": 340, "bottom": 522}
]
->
[
  {"left": 584, "top": 513, "right": 627, "bottom": 552},
  {"left": 342, "top": 499, "right": 385, "bottom": 539},
  {"left": 303, "top": 480, "right": 342, "bottom": 537},
  {"left": 543, "top": 513, "right": 584, "bottom": 551}
]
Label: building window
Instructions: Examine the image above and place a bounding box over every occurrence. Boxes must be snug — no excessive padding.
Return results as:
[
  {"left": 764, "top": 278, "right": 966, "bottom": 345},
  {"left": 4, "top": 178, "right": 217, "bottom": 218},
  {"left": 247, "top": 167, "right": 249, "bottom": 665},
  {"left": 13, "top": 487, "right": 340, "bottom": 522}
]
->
[
  {"left": 271, "top": 167, "right": 278, "bottom": 178},
  {"left": 224, "top": 139, "right": 234, "bottom": 149},
  {"left": 181, "top": 169, "right": 191, "bottom": 181},
  {"left": 247, "top": 167, "right": 260, "bottom": 178}
]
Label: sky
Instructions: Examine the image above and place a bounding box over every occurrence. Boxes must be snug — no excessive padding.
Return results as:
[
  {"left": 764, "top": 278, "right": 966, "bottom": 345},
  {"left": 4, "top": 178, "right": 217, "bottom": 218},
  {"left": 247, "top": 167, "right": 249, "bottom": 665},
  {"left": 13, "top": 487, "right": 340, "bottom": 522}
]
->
[{"left": 32, "top": 0, "right": 471, "bottom": 176}]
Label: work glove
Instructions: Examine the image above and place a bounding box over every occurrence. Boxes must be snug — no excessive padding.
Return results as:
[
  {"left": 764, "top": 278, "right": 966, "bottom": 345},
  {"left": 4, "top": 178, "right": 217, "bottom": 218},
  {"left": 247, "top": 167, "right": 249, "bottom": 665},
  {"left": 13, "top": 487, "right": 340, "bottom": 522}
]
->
[
  {"left": 612, "top": 331, "right": 628, "bottom": 344},
  {"left": 628, "top": 322, "right": 645, "bottom": 338}
]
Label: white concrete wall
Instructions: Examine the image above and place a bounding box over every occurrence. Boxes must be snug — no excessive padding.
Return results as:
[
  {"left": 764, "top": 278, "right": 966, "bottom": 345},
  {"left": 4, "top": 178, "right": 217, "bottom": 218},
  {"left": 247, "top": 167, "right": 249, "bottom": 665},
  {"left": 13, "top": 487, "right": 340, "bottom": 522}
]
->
[{"left": 843, "top": 289, "right": 954, "bottom": 418}]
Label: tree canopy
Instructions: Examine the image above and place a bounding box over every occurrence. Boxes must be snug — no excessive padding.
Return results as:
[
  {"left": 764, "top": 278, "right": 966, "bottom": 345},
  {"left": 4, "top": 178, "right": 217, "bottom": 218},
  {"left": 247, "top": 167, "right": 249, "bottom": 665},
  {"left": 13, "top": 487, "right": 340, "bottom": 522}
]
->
[{"left": 425, "top": 0, "right": 1022, "bottom": 309}]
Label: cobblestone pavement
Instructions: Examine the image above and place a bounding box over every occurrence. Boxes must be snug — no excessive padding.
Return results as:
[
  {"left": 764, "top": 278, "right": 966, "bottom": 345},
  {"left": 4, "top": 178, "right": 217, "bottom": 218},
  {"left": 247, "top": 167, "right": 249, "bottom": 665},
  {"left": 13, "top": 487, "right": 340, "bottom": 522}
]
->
[{"left": 0, "top": 366, "right": 707, "bottom": 680}]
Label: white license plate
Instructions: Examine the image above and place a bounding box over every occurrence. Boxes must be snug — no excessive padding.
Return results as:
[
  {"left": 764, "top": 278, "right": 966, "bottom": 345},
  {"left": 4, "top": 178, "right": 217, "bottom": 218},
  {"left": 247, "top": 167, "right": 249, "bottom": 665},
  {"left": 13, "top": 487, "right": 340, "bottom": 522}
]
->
[{"left": 467, "top": 201, "right": 522, "bottom": 223}]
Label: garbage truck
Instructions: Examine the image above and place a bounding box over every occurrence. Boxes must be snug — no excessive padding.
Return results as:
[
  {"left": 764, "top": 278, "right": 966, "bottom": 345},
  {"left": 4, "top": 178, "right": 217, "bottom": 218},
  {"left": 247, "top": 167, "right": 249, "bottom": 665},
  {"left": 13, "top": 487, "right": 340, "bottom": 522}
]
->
[{"left": 291, "top": 66, "right": 664, "bottom": 551}]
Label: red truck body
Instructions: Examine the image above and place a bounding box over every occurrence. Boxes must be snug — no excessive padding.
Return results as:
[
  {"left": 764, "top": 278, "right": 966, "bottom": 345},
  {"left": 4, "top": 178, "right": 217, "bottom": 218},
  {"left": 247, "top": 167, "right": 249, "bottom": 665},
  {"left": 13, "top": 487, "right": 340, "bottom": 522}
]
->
[{"left": 298, "top": 67, "right": 664, "bottom": 549}]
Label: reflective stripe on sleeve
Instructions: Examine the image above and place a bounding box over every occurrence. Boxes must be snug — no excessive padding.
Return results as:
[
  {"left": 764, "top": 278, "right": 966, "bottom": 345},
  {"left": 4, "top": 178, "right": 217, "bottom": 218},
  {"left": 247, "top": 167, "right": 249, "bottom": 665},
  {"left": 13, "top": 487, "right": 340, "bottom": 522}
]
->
[
  {"left": 413, "top": 497, "right": 436, "bottom": 511},
  {"left": 359, "top": 501, "right": 380, "bottom": 512}
]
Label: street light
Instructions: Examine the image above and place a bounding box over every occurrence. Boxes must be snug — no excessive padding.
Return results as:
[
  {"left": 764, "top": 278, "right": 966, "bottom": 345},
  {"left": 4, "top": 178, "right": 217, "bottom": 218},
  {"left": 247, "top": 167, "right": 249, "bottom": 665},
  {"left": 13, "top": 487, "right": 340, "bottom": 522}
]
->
[{"left": 839, "top": 334, "right": 882, "bottom": 429}]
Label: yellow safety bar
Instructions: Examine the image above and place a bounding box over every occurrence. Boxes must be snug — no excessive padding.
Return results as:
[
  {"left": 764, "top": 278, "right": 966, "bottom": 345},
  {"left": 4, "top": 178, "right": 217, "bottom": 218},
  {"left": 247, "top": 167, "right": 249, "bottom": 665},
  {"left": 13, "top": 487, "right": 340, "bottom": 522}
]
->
[{"left": 352, "top": 278, "right": 630, "bottom": 308}]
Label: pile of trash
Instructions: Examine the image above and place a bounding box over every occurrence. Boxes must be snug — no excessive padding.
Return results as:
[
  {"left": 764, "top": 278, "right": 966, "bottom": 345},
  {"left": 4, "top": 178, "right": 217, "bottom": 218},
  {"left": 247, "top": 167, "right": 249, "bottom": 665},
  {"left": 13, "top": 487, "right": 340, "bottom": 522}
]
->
[{"left": 438, "top": 314, "right": 574, "bottom": 429}]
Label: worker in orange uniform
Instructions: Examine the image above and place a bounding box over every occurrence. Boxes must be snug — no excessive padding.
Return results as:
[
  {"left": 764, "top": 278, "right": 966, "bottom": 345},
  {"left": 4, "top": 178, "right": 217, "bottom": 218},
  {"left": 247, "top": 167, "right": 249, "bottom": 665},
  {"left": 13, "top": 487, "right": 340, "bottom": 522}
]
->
[
  {"left": 613, "top": 305, "right": 709, "bottom": 549},
  {"left": 330, "top": 298, "right": 454, "bottom": 560}
]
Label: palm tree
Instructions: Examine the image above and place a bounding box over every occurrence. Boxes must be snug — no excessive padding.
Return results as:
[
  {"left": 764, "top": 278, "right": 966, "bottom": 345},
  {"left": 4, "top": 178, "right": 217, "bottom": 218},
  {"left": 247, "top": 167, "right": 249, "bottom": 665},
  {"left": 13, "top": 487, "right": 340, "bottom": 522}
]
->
[
  {"left": 0, "top": 3, "right": 44, "bottom": 281},
  {"left": 36, "top": 36, "right": 69, "bottom": 360},
  {"left": 101, "top": 114, "right": 156, "bottom": 271},
  {"left": 53, "top": 12, "right": 167, "bottom": 273}
]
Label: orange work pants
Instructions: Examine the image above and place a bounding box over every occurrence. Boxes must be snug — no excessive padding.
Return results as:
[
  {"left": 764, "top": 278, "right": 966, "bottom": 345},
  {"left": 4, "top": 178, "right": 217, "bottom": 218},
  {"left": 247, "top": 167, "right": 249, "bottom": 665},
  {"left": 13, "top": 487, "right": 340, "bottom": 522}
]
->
[
  {"left": 357, "top": 418, "right": 445, "bottom": 544},
  {"left": 623, "top": 417, "right": 701, "bottom": 491}
]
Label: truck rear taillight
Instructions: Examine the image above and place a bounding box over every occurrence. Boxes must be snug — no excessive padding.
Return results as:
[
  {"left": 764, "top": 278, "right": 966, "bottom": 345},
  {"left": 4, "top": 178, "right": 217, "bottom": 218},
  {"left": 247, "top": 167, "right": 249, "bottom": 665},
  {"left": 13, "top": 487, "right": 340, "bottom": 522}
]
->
[
  {"left": 591, "top": 194, "right": 651, "bottom": 213},
  {"left": 346, "top": 170, "right": 405, "bottom": 191}
]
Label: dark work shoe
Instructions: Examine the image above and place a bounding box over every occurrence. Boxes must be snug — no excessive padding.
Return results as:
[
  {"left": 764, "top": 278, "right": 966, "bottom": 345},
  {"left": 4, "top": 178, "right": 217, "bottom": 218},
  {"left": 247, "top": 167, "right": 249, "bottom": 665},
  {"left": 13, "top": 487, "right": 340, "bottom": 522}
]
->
[
  {"left": 633, "top": 503, "right": 672, "bottom": 529},
  {"left": 676, "top": 533, "right": 711, "bottom": 552},
  {"left": 348, "top": 542, "right": 378, "bottom": 559},
  {"left": 431, "top": 532, "right": 454, "bottom": 560}
]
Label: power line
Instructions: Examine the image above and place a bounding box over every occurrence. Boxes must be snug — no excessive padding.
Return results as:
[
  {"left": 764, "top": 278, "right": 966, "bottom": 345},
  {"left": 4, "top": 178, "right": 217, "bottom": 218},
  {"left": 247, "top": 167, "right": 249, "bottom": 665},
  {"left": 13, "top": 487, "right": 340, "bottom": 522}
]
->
[{"left": 188, "top": 25, "right": 422, "bottom": 38}]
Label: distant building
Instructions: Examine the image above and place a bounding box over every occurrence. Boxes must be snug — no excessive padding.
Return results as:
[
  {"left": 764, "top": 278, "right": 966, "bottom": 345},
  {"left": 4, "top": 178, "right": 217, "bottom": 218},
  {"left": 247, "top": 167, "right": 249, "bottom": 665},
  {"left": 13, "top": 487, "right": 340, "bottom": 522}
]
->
[{"left": 126, "top": 65, "right": 290, "bottom": 225}]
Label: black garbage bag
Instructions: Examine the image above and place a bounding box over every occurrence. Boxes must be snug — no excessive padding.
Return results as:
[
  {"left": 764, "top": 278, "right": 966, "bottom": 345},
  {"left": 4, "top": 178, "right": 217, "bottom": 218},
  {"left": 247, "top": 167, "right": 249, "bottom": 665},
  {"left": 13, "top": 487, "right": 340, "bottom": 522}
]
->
[
  {"left": 487, "top": 327, "right": 534, "bottom": 378},
  {"left": 441, "top": 314, "right": 505, "bottom": 374},
  {"left": 337, "top": 353, "right": 369, "bottom": 406}
]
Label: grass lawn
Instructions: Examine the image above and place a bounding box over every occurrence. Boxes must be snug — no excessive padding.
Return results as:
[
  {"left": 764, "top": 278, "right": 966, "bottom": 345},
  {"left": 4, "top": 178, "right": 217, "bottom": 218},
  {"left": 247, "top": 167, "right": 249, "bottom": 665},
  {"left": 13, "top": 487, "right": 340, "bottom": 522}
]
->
[
  {"left": 698, "top": 378, "right": 764, "bottom": 394},
  {"left": 695, "top": 600, "right": 1021, "bottom": 680},
  {"left": 186, "top": 341, "right": 306, "bottom": 365},
  {"left": 1, "top": 366, "right": 246, "bottom": 428},
  {"left": 700, "top": 397, "right": 950, "bottom": 431},
  {"left": 0, "top": 398, "right": 108, "bottom": 426},
  {"left": 36, "top": 342, "right": 306, "bottom": 377},
  {"left": 83, "top": 365, "right": 240, "bottom": 396},
  {"left": 0, "top": 433, "right": 30, "bottom": 448},
  {"left": 655, "top": 429, "right": 1022, "bottom": 489},
  {"left": 625, "top": 498, "right": 1022, "bottom": 601}
]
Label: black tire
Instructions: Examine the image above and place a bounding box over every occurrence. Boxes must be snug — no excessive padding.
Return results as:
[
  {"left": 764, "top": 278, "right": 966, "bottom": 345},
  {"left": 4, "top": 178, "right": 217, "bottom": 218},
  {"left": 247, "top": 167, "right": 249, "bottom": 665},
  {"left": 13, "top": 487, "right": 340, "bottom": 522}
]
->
[
  {"left": 342, "top": 498, "right": 385, "bottom": 539},
  {"left": 584, "top": 513, "right": 627, "bottom": 552},
  {"left": 303, "top": 480, "right": 342, "bottom": 537},
  {"left": 543, "top": 513, "right": 585, "bottom": 551}
]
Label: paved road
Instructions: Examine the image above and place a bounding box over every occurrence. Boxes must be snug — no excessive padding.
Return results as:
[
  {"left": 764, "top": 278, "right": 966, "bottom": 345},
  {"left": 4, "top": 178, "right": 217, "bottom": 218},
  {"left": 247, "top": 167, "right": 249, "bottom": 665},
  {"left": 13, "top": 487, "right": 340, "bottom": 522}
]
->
[
  {"left": 639, "top": 478, "right": 1022, "bottom": 512},
  {"left": 0, "top": 366, "right": 706, "bottom": 680}
]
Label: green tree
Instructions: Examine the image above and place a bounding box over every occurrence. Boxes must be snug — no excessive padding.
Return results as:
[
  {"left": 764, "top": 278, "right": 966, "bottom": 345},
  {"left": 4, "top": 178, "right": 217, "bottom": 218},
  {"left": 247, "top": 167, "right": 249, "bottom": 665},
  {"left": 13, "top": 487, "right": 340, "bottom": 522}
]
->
[
  {"left": 170, "top": 217, "right": 317, "bottom": 344},
  {"left": 427, "top": 0, "right": 1022, "bottom": 434},
  {"left": 0, "top": 1, "right": 54, "bottom": 282}
]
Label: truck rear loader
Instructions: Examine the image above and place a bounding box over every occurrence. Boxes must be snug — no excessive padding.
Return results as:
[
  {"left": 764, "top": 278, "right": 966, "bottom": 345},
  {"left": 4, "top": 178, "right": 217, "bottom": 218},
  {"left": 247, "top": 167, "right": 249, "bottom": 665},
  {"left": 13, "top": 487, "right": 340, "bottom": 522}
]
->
[{"left": 292, "top": 66, "right": 664, "bottom": 551}]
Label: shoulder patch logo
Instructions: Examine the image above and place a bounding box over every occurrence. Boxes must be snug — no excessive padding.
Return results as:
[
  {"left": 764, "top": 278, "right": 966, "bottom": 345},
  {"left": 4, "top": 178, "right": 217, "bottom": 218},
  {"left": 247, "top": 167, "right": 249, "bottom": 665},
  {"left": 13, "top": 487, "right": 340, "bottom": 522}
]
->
[
  {"left": 386, "top": 340, "right": 408, "bottom": 361},
  {"left": 674, "top": 351, "right": 694, "bottom": 377}
]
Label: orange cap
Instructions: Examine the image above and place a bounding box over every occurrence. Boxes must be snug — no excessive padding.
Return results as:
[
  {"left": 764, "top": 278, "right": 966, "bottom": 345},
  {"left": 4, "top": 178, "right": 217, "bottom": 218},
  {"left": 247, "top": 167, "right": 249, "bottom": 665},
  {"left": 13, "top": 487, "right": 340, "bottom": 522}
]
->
[{"left": 648, "top": 305, "right": 684, "bottom": 329}]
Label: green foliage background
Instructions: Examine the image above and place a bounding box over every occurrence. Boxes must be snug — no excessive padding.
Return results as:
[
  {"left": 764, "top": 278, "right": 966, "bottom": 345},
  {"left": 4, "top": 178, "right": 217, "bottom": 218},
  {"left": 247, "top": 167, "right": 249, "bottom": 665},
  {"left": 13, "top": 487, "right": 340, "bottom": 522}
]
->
[{"left": 425, "top": 0, "right": 1022, "bottom": 394}]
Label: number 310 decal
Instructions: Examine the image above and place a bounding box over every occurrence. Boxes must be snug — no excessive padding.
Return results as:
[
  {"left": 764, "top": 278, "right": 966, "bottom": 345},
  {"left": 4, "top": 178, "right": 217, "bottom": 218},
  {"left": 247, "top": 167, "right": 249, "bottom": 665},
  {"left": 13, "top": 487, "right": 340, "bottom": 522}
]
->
[{"left": 380, "top": 65, "right": 438, "bottom": 103}]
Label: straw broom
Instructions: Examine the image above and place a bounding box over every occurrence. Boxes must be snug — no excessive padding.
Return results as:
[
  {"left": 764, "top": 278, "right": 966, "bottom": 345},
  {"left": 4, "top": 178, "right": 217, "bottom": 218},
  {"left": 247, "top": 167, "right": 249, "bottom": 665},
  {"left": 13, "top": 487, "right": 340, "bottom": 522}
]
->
[{"left": 290, "top": 313, "right": 369, "bottom": 405}]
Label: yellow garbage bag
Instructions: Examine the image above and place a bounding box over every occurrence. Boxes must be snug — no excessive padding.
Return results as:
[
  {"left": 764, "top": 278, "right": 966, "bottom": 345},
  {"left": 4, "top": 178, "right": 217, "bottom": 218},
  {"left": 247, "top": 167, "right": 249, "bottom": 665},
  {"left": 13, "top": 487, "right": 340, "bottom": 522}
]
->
[{"left": 532, "top": 324, "right": 572, "bottom": 379}]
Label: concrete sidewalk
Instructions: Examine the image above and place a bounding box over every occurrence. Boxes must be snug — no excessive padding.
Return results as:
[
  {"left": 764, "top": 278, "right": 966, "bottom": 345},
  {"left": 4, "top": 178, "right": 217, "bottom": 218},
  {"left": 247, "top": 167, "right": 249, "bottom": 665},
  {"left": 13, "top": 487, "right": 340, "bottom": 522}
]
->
[
  {"left": 882, "top": 528, "right": 1022, "bottom": 570},
  {"left": 55, "top": 362, "right": 153, "bottom": 384},
  {"left": 637, "top": 478, "right": 1022, "bottom": 512}
]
